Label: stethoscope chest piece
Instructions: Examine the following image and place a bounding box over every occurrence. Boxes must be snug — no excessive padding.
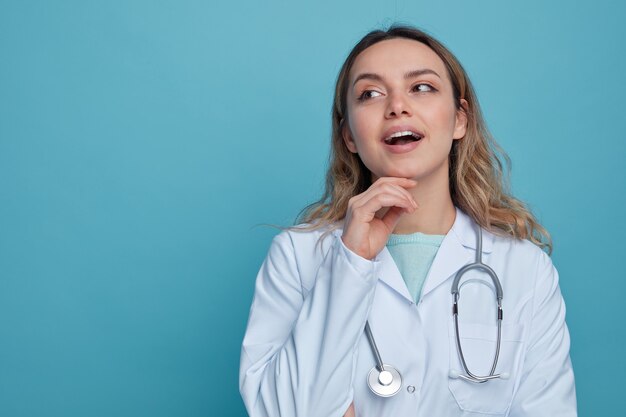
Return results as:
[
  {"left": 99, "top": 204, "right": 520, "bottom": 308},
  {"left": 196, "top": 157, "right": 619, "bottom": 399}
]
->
[{"left": 367, "top": 364, "right": 402, "bottom": 397}]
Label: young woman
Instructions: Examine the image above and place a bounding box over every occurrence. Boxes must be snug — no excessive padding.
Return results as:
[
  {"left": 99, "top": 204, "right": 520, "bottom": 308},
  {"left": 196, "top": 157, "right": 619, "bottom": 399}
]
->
[{"left": 239, "top": 25, "right": 577, "bottom": 417}]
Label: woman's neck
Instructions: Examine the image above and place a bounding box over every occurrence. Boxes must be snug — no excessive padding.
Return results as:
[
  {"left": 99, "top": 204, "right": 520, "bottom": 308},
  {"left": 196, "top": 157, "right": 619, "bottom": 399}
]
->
[
  {"left": 375, "top": 173, "right": 456, "bottom": 235},
  {"left": 392, "top": 198, "right": 456, "bottom": 235}
]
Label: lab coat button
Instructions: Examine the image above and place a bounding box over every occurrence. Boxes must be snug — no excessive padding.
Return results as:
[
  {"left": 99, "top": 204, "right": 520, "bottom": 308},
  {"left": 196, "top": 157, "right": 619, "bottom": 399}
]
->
[{"left": 407, "top": 385, "right": 416, "bottom": 394}]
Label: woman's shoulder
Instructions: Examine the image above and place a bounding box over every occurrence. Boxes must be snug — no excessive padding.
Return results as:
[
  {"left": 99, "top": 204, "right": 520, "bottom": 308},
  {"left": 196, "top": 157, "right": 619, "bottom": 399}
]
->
[
  {"left": 456, "top": 207, "right": 551, "bottom": 267},
  {"left": 264, "top": 221, "right": 345, "bottom": 292},
  {"left": 272, "top": 221, "right": 344, "bottom": 255},
  {"left": 487, "top": 227, "right": 555, "bottom": 273}
]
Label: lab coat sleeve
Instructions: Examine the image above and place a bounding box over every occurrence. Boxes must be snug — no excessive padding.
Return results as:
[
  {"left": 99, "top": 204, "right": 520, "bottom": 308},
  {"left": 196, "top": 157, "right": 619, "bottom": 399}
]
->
[
  {"left": 239, "top": 230, "right": 380, "bottom": 417},
  {"left": 509, "top": 250, "right": 577, "bottom": 416}
]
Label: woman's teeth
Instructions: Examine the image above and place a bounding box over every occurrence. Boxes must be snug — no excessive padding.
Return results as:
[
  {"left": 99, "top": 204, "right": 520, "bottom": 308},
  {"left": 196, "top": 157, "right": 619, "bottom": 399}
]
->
[{"left": 383, "top": 131, "right": 423, "bottom": 145}]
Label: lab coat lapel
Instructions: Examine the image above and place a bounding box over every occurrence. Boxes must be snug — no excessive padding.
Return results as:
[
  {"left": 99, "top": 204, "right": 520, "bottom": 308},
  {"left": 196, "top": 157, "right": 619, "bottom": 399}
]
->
[
  {"left": 420, "top": 207, "right": 493, "bottom": 298},
  {"left": 377, "top": 246, "right": 414, "bottom": 302},
  {"left": 331, "top": 207, "right": 492, "bottom": 303},
  {"left": 329, "top": 228, "right": 415, "bottom": 303}
]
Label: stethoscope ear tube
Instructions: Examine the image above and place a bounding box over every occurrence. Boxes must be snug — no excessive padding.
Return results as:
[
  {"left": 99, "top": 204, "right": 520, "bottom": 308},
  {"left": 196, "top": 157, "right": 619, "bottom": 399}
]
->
[{"left": 450, "top": 224, "right": 505, "bottom": 383}]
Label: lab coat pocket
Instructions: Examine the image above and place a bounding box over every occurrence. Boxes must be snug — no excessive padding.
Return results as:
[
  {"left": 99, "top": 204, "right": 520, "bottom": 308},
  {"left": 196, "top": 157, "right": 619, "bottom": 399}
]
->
[{"left": 447, "top": 321, "right": 525, "bottom": 415}]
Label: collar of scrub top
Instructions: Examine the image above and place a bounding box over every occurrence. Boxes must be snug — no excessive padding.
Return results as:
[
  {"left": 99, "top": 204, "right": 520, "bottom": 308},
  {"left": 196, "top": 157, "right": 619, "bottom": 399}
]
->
[{"left": 332, "top": 206, "right": 495, "bottom": 303}]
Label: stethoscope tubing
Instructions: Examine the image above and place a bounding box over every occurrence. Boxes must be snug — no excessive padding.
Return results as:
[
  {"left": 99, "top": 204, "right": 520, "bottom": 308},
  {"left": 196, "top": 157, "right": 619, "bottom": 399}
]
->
[
  {"left": 451, "top": 225, "right": 504, "bottom": 383},
  {"left": 364, "top": 222, "right": 506, "bottom": 397},
  {"left": 364, "top": 321, "right": 385, "bottom": 372},
  {"left": 365, "top": 321, "right": 403, "bottom": 397}
]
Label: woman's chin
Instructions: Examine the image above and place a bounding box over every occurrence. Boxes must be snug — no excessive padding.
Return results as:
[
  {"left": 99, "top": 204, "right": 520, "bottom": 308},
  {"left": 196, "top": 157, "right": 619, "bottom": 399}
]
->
[
  {"left": 370, "top": 161, "right": 448, "bottom": 183},
  {"left": 372, "top": 171, "right": 422, "bottom": 181}
]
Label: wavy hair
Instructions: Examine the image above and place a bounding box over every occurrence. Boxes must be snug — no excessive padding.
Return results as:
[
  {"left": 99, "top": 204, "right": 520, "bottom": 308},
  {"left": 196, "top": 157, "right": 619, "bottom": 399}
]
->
[{"left": 295, "top": 25, "right": 552, "bottom": 254}]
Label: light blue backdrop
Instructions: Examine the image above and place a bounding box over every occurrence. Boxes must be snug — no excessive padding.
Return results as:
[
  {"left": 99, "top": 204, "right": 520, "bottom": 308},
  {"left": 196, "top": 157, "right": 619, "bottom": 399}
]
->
[{"left": 1, "top": 0, "right": 623, "bottom": 415}]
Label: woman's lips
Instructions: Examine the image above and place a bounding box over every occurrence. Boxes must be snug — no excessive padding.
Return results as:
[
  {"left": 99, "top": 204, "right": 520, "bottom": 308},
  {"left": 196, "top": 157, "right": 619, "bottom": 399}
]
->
[
  {"left": 381, "top": 126, "right": 425, "bottom": 142},
  {"left": 382, "top": 137, "right": 422, "bottom": 154},
  {"left": 380, "top": 126, "right": 424, "bottom": 153},
  {"left": 383, "top": 132, "right": 423, "bottom": 145}
]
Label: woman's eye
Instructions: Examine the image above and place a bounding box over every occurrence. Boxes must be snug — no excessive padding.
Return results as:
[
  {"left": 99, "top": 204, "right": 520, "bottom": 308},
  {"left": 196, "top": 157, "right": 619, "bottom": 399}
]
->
[
  {"left": 413, "top": 83, "right": 435, "bottom": 93},
  {"left": 359, "top": 90, "right": 382, "bottom": 101}
]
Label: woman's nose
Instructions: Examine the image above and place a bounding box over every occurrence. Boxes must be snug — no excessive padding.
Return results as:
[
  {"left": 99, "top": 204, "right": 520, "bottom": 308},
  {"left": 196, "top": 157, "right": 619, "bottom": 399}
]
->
[{"left": 385, "top": 92, "right": 412, "bottom": 118}]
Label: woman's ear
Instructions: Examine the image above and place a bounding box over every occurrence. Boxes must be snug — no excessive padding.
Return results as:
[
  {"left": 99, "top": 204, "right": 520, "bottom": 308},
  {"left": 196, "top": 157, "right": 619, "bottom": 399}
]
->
[
  {"left": 453, "top": 99, "right": 468, "bottom": 140},
  {"left": 342, "top": 121, "right": 358, "bottom": 153}
]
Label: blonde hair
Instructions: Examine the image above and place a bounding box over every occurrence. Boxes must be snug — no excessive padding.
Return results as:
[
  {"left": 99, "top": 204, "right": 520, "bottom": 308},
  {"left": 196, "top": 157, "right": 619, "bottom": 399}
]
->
[{"left": 295, "top": 25, "right": 552, "bottom": 254}]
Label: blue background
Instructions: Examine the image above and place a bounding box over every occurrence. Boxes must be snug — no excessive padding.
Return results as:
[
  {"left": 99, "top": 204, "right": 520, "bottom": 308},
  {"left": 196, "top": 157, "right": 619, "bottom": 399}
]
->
[{"left": 1, "top": 0, "right": 623, "bottom": 415}]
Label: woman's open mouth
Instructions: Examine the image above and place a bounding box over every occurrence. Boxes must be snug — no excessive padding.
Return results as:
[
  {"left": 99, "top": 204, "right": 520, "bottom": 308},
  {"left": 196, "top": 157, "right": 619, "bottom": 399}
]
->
[
  {"left": 383, "top": 131, "right": 423, "bottom": 145},
  {"left": 382, "top": 130, "right": 423, "bottom": 153}
]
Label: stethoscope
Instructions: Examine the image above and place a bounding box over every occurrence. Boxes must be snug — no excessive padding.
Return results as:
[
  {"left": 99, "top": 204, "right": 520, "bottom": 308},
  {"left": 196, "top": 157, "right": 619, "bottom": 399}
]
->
[{"left": 364, "top": 223, "right": 506, "bottom": 398}]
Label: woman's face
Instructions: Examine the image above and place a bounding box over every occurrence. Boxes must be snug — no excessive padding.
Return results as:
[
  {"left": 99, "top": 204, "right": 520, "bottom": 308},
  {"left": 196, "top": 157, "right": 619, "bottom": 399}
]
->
[{"left": 343, "top": 38, "right": 467, "bottom": 184}]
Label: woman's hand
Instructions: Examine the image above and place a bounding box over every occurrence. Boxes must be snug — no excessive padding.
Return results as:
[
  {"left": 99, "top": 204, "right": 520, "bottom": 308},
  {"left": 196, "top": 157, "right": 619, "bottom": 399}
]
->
[{"left": 341, "top": 177, "right": 418, "bottom": 260}]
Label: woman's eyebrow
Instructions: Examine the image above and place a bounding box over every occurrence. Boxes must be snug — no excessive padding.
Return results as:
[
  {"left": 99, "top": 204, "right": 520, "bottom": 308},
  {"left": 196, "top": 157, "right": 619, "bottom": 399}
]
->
[
  {"left": 352, "top": 68, "right": 441, "bottom": 87},
  {"left": 404, "top": 68, "right": 441, "bottom": 80}
]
